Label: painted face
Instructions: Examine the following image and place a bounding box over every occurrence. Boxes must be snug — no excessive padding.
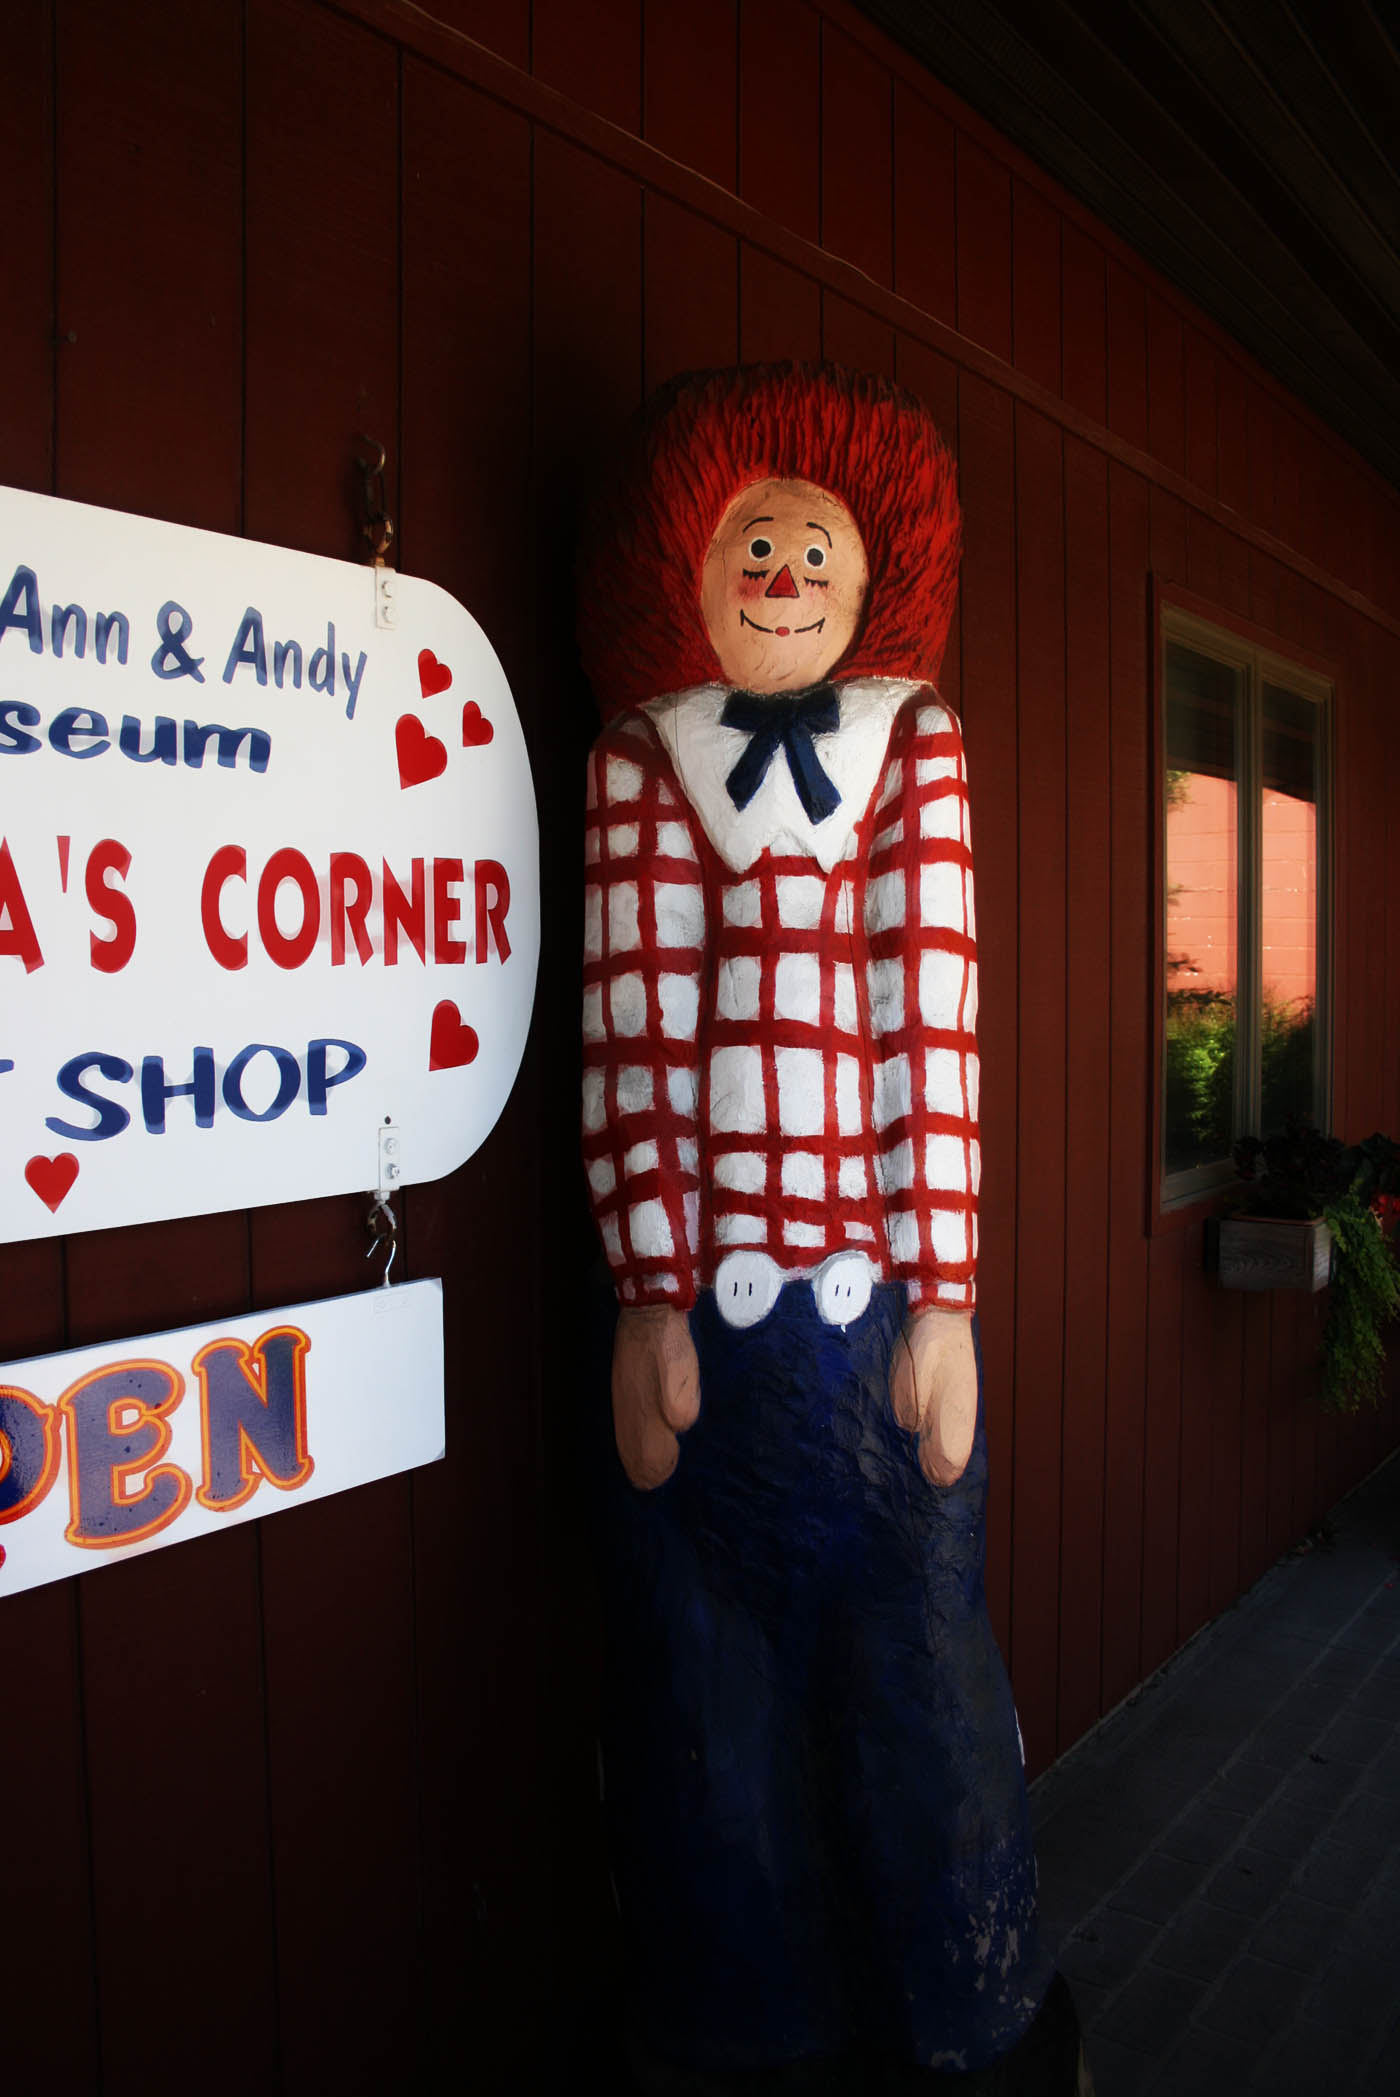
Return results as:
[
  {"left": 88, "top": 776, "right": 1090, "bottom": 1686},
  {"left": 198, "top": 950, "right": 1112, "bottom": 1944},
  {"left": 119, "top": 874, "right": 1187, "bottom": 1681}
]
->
[{"left": 700, "top": 478, "right": 868, "bottom": 694}]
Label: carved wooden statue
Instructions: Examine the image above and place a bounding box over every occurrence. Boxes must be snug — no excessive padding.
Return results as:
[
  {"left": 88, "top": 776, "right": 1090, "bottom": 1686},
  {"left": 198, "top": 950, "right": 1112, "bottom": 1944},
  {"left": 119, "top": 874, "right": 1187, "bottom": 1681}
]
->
[{"left": 579, "top": 365, "right": 1075, "bottom": 2092}]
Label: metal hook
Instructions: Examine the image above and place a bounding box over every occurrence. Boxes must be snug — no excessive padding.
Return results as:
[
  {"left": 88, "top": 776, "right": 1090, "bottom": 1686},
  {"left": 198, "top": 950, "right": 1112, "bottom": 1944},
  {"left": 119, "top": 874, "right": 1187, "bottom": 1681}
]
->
[
  {"left": 356, "top": 434, "right": 395, "bottom": 562},
  {"left": 366, "top": 1189, "right": 399, "bottom": 1288}
]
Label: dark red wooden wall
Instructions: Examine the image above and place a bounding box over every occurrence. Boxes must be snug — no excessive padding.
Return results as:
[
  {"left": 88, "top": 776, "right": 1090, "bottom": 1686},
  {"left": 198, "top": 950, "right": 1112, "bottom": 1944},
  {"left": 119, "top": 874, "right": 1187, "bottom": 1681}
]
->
[{"left": 3, "top": 2, "right": 1398, "bottom": 2086}]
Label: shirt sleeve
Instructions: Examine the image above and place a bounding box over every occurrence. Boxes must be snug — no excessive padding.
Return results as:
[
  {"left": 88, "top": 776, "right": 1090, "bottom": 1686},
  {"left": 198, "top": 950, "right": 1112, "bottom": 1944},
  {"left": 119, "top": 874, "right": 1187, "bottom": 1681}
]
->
[
  {"left": 582, "top": 716, "right": 706, "bottom": 1309},
  {"left": 863, "top": 697, "right": 980, "bottom": 1311}
]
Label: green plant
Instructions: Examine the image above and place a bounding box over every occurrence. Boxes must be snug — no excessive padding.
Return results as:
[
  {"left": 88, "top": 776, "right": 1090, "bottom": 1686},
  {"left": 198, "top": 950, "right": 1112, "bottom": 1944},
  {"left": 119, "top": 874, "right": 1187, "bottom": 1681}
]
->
[
  {"left": 1232, "top": 1121, "right": 1400, "bottom": 1411},
  {"left": 1164, "top": 992, "right": 1315, "bottom": 1175},
  {"left": 1164, "top": 991, "right": 1234, "bottom": 1170},
  {"left": 1259, "top": 995, "right": 1316, "bottom": 1132},
  {"left": 1164, "top": 766, "right": 1193, "bottom": 813},
  {"left": 1319, "top": 1192, "right": 1400, "bottom": 1411}
]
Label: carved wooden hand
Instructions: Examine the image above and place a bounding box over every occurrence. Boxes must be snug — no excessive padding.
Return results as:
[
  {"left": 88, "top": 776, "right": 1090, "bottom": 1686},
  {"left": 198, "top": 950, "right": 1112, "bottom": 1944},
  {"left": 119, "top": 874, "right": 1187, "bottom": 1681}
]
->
[
  {"left": 611, "top": 1305, "right": 702, "bottom": 1489},
  {"left": 890, "top": 1306, "right": 977, "bottom": 1485}
]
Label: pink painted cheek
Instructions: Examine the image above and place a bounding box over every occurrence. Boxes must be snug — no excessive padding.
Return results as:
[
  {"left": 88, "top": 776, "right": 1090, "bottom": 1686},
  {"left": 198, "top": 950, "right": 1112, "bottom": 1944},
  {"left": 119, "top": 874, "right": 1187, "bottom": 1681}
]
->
[{"left": 736, "top": 576, "right": 767, "bottom": 602}]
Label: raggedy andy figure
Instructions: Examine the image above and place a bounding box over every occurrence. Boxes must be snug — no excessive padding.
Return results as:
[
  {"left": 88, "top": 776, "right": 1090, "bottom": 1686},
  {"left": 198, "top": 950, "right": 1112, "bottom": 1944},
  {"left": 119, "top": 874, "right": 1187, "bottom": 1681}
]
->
[{"left": 578, "top": 366, "right": 1077, "bottom": 2094}]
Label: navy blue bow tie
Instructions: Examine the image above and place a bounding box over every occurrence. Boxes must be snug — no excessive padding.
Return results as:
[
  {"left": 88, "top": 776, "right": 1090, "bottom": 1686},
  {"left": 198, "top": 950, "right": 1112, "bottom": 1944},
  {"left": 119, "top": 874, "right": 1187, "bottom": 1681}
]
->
[{"left": 721, "top": 686, "right": 842, "bottom": 825}]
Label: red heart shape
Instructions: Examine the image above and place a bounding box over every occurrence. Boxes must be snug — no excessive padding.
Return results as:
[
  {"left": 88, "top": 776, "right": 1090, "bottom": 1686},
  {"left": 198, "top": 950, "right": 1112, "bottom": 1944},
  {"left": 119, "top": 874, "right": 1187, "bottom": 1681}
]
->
[
  {"left": 396, "top": 713, "right": 447, "bottom": 789},
  {"left": 461, "top": 701, "right": 494, "bottom": 748},
  {"left": 429, "top": 1000, "right": 479, "bottom": 1071},
  {"left": 26, "top": 1152, "right": 79, "bottom": 1212},
  {"left": 418, "top": 648, "right": 453, "bottom": 700}
]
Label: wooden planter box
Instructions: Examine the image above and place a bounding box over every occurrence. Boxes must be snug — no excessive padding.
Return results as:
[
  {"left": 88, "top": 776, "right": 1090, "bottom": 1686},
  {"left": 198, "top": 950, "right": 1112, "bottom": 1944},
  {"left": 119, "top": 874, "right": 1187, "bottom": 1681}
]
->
[{"left": 1217, "top": 1215, "right": 1332, "bottom": 1292}]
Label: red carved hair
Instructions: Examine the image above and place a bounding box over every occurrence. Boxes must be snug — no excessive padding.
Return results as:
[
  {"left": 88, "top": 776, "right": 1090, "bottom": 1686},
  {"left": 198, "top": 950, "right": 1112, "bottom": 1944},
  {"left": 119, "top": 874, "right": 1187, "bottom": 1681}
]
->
[{"left": 577, "top": 362, "right": 961, "bottom": 722}]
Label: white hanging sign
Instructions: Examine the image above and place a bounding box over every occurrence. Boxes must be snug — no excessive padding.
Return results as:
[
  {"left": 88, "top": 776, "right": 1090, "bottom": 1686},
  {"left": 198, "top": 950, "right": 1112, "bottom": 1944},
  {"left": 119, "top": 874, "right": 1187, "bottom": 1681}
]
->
[
  {"left": 0, "top": 484, "right": 539, "bottom": 1242},
  {"left": 0, "top": 1280, "right": 445, "bottom": 1597}
]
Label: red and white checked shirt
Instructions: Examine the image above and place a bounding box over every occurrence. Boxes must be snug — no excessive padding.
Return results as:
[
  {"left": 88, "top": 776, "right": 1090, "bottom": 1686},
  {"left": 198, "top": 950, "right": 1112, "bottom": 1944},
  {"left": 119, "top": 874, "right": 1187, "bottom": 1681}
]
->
[{"left": 582, "top": 678, "right": 979, "bottom": 1312}]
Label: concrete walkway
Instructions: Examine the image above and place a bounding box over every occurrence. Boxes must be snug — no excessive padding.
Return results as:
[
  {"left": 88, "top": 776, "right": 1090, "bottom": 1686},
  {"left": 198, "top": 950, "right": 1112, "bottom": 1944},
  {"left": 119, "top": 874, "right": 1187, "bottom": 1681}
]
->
[{"left": 1031, "top": 1451, "right": 1400, "bottom": 2096}]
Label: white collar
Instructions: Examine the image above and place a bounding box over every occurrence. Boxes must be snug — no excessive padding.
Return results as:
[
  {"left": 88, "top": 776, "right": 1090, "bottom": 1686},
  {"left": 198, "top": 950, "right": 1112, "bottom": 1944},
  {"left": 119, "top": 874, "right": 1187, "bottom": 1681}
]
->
[{"left": 644, "top": 678, "right": 919, "bottom": 873}]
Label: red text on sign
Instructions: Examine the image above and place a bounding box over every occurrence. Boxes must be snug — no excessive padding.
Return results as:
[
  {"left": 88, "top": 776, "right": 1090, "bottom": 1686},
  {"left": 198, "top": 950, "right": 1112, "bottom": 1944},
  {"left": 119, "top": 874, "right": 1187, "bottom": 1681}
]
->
[{"left": 199, "top": 848, "right": 511, "bottom": 971}]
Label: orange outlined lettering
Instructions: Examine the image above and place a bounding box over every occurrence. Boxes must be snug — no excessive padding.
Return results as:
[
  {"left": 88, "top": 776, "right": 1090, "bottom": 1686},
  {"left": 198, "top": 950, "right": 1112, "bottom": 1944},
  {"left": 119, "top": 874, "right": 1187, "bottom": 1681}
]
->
[
  {"left": 193, "top": 1324, "right": 313, "bottom": 1513},
  {"left": 0, "top": 1385, "right": 62, "bottom": 1524},
  {"left": 58, "top": 1358, "right": 191, "bottom": 1548}
]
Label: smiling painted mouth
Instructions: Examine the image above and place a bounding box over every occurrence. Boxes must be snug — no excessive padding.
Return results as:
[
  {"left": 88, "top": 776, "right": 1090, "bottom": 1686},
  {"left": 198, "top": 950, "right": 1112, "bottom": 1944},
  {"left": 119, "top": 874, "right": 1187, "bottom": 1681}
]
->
[{"left": 739, "top": 611, "right": 827, "bottom": 637}]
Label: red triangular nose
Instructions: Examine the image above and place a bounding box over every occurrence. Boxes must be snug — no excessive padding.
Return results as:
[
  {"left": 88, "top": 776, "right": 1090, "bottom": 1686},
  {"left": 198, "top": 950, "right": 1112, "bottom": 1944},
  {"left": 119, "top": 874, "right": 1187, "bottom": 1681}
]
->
[{"left": 765, "top": 564, "right": 800, "bottom": 599}]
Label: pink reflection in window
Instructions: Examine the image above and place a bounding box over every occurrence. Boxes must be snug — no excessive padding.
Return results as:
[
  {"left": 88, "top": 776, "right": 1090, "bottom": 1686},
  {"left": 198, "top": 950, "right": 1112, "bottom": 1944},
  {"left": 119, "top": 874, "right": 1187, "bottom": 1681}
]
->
[
  {"left": 1261, "top": 789, "right": 1316, "bottom": 1017},
  {"left": 1166, "top": 773, "right": 1237, "bottom": 1001}
]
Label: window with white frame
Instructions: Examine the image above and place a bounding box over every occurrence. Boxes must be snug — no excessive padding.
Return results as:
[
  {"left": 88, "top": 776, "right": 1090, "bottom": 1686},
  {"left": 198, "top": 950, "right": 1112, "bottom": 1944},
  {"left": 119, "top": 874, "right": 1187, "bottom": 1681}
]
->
[{"left": 1160, "top": 605, "right": 1331, "bottom": 1208}]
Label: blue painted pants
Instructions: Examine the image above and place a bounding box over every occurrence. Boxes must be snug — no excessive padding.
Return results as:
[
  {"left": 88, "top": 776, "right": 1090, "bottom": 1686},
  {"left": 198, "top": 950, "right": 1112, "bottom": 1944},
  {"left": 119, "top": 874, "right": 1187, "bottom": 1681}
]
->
[{"left": 597, "top": 1282, "right": 1051, "bottom": 2076}]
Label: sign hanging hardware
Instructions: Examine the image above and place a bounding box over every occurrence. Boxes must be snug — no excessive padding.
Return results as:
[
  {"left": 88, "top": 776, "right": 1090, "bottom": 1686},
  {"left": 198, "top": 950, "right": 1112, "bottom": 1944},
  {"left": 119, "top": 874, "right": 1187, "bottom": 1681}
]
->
[
  {"left": 366, "top": 1190, "right": 399, "bottom": 1287},
  {"left": 367, "top": 1121, "right": 402, "bottom": 1286},
  {"left": 356, "top": 434, "right": 398, "bottom": 629}
]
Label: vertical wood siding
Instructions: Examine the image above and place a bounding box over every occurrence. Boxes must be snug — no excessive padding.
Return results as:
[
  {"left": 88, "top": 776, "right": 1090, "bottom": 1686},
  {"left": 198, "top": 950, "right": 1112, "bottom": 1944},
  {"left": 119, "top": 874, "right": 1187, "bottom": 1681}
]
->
[{"left": 2, "top": 0, "right": 1398, "bottom": 2084}]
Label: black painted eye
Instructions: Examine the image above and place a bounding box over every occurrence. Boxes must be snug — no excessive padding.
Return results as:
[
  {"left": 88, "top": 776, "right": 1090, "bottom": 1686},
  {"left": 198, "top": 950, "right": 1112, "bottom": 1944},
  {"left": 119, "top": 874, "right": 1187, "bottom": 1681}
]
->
[
  {"left": 805, "top": 544, "right": 826, "bottom": 568},
  {"left": 748, "top": 536, "right": 773, "bottom": 561}
]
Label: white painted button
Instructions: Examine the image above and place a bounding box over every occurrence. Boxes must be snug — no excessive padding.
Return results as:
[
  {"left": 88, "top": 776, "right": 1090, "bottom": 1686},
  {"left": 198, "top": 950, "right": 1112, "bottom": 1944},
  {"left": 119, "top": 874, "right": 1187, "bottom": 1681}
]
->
[
  {"left": 713, "top": 1250, "right": 784, "bottom": 1329},
  {"left": 811, "top": 1251, "right": 874, "bottom": 1329}
]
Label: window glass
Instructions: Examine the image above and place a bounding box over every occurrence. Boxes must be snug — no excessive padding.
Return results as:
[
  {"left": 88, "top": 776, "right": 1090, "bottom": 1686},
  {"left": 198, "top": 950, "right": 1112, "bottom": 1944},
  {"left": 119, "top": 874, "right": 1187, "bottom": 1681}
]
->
[
  {"left": 1163, "top": 643, "right": 1241, "bottom": 1178},
  {"left": 1158, "top": 609, "right": 1330, "bottom": 1211},
  {"left": 1260, "top": 682, "right": 1319, "bottom": 1134}
]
